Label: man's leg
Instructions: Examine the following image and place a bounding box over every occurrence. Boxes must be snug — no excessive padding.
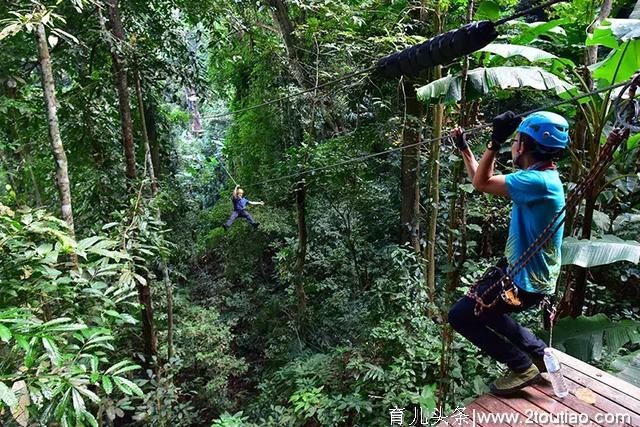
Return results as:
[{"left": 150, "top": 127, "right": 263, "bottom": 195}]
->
[
  {"left": 239, "top": 210, "right": 258, "bottom": 227},
  {"left": 224, "top": 211, "right": 239, "bottom": 229},
  {"left": 484, "top": 309, "right": 546, "bottom": 358},
  {"left": 447, "top": 288, "right": 534, "bottom": 372},
  {"left": 448, "top": 278, "right": 544, "bottom": 395}
]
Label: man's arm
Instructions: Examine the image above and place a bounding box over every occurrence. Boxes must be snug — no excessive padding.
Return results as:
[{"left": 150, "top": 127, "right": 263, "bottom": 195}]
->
[
  {"left": 460, "top": 146, "right": 479, "bottom": 181},
  {"left": 466, "top": 111, "right": 522, "bottom": 198},
  {"left": 451, "top": 128, "right": 479, "bottom": 181},
  {"left": 472, "top": 149, "right": 509, "bottom": 198}
]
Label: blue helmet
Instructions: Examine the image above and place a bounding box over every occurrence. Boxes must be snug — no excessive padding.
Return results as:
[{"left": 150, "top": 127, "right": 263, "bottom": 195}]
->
[{"left": 517, "top": 111, "right": 569, "bottom": 150}]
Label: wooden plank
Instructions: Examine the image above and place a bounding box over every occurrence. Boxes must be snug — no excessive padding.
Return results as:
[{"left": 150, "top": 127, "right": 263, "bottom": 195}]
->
[
  {"left": 517, "top": 386, "right": 597, "bottom": 427},
  {"left": 437, "top": 402, "right": 486, "bottom": 427},
  {"left": 561, "top": 363, "right": 640, "bottom": 414},
  {"left": 493, "top": 393, "right": 548, "bottom": 427},
  {"left": 474, "top": 394, "right": 515, "bottom": 427},
  {"left": 558, "top": 352, "right": 640, "bottom": 403},
  {"left": 441, "top": 351, "right": 640, "bottom": 427},
  {"left": 538, "top": 375, "right": 640, "bottom": 427},
  {"left": 534, "top": 379, "right": 625, "bottom": 427}
]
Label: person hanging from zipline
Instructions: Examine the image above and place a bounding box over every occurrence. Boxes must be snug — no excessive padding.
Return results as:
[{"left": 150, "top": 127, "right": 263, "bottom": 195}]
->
[
  {"left": 223, "top": 185, "right": 264, "bottom": 230},
  {"left": 447, "top": 111, "right": 569, "bottom": 395}
]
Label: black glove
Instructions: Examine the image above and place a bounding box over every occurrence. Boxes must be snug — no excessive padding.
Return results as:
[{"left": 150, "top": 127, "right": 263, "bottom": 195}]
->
[
  {"left": 489, "top": 111, "right": 522, "bottom": 151},
  {"left": 450, "top": 127, "right": 468, "bottom": 151}
]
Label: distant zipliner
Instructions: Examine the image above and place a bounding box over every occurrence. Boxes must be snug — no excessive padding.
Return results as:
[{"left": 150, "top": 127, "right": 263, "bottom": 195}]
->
[{"left": 223, "top": 185, "right": 264, "bottom": 230}]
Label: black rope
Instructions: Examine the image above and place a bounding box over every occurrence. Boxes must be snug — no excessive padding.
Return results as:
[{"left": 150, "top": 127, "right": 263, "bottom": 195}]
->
[{"left": 244, "top": 79, "right": 631, "bottom": 188}]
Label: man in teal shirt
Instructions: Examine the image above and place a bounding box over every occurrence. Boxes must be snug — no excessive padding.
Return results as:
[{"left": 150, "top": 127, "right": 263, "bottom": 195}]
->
[{"left": 448, "top": 111, "right": 569, "bottom": 395}]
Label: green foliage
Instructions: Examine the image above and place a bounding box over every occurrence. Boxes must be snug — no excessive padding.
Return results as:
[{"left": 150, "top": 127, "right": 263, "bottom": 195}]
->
[
  {"left": 587, "top": 19, "right": 640, "bottom": 85},
  {"left": 2, "top": 0, "right": 640, "bottom": 424},
  {"left": 549, "top": 314, "right": 640, "bottom": 361},
  {"left": 169, "top": 292, "right": 248, "bottom": 412},
  {"left": 475, "top": 0, "right": 501, "bottom": 21},
  {"left": 0, "top": 205, "right": 144, "bottom": 425}
]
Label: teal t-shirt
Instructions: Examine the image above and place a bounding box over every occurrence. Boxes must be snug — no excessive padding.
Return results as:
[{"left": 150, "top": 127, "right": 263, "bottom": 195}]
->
[{"left": 504, "top": 167, "right": 565, "bottom": 295}]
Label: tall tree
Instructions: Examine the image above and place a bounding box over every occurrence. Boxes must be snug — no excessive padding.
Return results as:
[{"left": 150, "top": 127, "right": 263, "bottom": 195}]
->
[
  {"left": 104, "top": 0, "right": 137, "bottom": 180},
  {"left": 399, "top": 80, "right": 423, "bottom": 253},
  {"left": 35, "top": 20, "right": 75, "bottom": 236},
  {"left": 561, "top": 0, "right": 614, "bottom": 317},
  {"left": 263, "top": 0, "right": 308, "bottom": 89},
  {"left": 294, "top": 180, "right": 308, "bottom": 319},
  {"left": 133, "top": 63, "right": 158, "bottom": 195}
]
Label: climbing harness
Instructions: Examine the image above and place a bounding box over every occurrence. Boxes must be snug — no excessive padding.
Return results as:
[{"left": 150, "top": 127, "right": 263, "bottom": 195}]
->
[{"left": 467, "top": 75, "right": 640, "bottom": 317}]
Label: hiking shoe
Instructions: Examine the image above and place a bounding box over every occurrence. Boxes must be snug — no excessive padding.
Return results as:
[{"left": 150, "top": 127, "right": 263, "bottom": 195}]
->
[
  {"left": 531, "top": 354, "right": 547, "bottom": 373},
  {"left": 252, "top": 222, "right": 260, "bottom": 229},
  {"left": 490, "top": 364, "right": 541, "bottom": 396},
  {"left": 223, "top": 224, "right": 229, "bottom": 231}
]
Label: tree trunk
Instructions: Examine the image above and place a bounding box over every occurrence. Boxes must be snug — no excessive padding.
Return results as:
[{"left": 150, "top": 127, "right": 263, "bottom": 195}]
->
[
  {"left": 425, "top": 82, "right": 444, "bottom": 302},
  {"left": 294, "top": 180, "right": 308, "bottom": 319},
  {"left": 439, "top": 0, "right": 472, "bottom": 409},
  {"left": 163, "top": 263, "right": 174, "bottom": 361},
  {"left": 560, "top": 0, "right": 613, "bottom": 318},
  {"left": 133, "top": 64, "right": 158, "bottom": 196},
  {"left": 27, "top": 154, "right": 43, "bottom": 207},
  {"left": 105, "top": 0, "right": 137, "bottom": 180},
  {"left": 585, "top": 0, "right": 613, "bottom": 66},
  {"left": 400, "top": 80, "right": 423, "bottom": 253},
  {"left": 35, "top": 23, "right": 75, "bottom": 236},
  {"left": 264, "top": 0, "right": 308, "bottom": 88},
  {"left": 424, "top": 0, "right": 445, "bottom": 303},
  {"left": 145, "top": 101, "right": 161, "bottom": 177},
  {"left": 137, "top": 279, "right": 158, "bottom": 361}
]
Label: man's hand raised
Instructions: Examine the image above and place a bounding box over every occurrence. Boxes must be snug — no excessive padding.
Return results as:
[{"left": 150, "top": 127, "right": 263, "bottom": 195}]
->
[
  {"left": 450, "top": 127, "right": 469, "bottom": 151},
  {"left": 490, "top": 111, "right": 522, "bottom": 151}
]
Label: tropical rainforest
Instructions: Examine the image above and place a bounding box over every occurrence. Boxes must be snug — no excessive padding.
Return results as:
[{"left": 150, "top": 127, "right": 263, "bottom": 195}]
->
[{"left": 1, "top": 0, "right": 640, "bottom": 425}]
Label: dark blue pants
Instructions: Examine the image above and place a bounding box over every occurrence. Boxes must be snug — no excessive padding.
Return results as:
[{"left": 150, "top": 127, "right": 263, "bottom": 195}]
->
[
  {"left": 448, "top": 260, "right": 547, "bottom": 372},
  {"left": 225, "top": 209, "right": 257, "bottom": 227}
]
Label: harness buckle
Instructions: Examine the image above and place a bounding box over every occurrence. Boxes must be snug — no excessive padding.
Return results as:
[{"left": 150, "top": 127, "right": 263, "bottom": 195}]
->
[{"left": 500, "top": 276, "right": 522, "bottom": 307}]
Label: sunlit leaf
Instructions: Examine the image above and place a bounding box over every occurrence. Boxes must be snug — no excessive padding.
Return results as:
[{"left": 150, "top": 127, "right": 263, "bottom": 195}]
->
[{"left": 561, "top": 235, "right": 640, "bottom": 267}]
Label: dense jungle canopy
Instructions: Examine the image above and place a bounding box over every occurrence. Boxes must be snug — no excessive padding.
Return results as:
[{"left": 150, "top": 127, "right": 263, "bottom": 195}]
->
[{"left": 1, "top": 0, "right": 640, "bottom": 425}]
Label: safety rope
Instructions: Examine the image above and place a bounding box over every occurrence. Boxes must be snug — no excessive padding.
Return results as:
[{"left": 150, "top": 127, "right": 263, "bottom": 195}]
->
[
  {"left": 466, "top": 75, "right": 640, "bottom": 321},
  {"left": 201, "top": 0, "right": 569, "bottom": 122},
  {"left": 219, "top": 161, "right": 238, "bottom": 186}
]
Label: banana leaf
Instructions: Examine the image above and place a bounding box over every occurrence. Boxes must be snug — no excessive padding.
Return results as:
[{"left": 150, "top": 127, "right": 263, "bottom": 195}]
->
[
  {"left": 549, "top": 314, "right": 640, "bottom": 361},
  {"left": 416, "top": 66, "right": 574, "bottom": 105},
  {"left": 478, "top": 44, "right": 574, "bottom": 68},
  {"left": 586, "top": 19, "right": 640, "bottom": 85},
  {"left": 587, "top": 19, "right": 640, "bottom": 48},
  {"left": 561, "top": 235, "right": 640, "bottom": 268}
]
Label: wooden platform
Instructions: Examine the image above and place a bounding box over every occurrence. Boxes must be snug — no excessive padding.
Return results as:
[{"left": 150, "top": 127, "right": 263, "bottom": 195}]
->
[{"left": 440, "top": 351, "right": 640, "bottom": 427}]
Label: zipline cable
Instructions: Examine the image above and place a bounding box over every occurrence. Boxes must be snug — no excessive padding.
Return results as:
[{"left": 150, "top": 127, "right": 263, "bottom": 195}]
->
[
  {"left": 201, "top": 0, "right": 568, "bottom": 122},
  {"left": 201, "top": 66, "right": 378, "bottom": 121},
  {"left": 244, "top": 79, "right": 633, "bottom": 188}
]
